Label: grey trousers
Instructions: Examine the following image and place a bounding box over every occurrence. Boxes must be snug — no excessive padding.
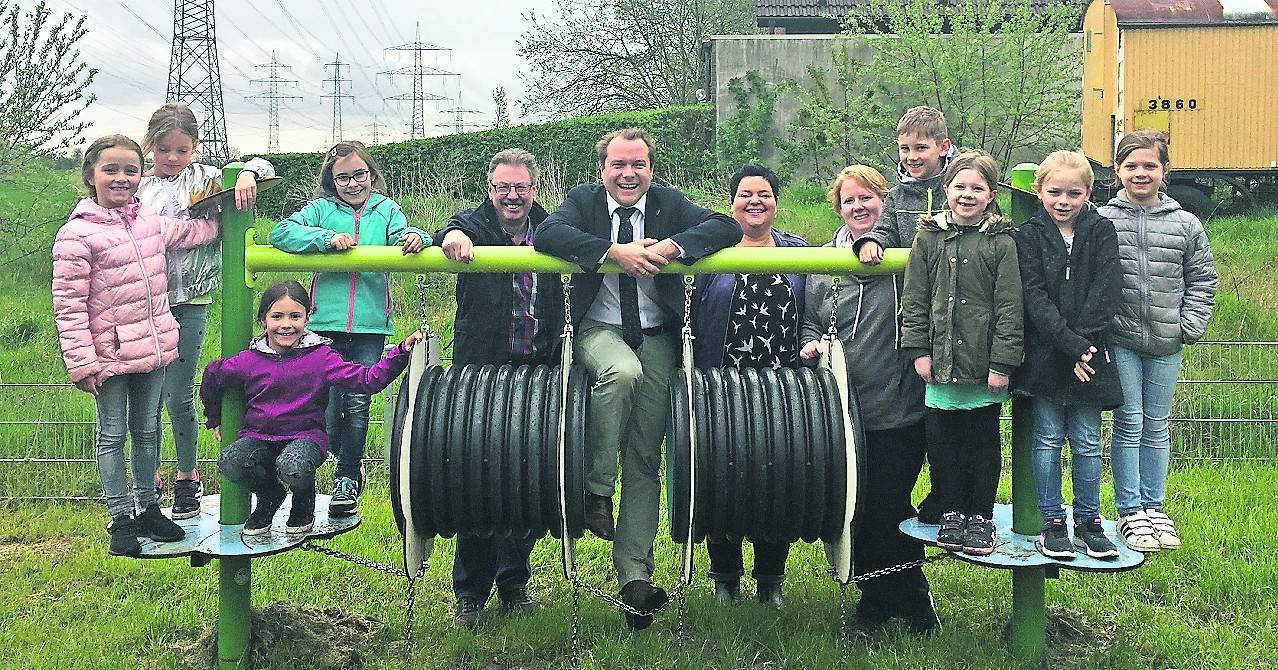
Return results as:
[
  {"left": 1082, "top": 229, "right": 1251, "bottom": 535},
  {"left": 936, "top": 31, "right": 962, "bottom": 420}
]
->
[{"left": 574, "top": 319, "right": 677, "bottom": 587}]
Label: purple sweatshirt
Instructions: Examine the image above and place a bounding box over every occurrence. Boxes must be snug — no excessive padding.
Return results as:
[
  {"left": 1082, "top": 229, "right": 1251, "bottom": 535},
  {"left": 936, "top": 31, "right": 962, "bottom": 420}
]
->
[{"left": 200, "top": 331, "right": 410, "bottom": 452}]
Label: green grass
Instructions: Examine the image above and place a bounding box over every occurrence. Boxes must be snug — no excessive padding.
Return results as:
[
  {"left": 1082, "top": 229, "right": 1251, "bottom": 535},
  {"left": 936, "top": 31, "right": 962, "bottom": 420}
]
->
[{"left": 0, "top": 463, "right": 1274, "bottom": 669}]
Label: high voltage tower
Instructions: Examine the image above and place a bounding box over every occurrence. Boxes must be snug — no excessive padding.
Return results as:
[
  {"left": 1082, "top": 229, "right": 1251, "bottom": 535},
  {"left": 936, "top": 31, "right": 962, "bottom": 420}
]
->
[
  {"left": 322, "top": 54, "right": 353, "bottom": 146},
  {"left": 436, "top": 91, "right": 486, "bottom": 135},
  {"left": 381, "top": 23, "right": 456, "bottom": 139},
  {"left": 366, "top": 118, "right": 388, "bottom": 145},
  {"left": 166, "top": 0, "right": 231, "bottom": 164},
  {"left": 246, "top": 52, "right": 300, "bottom": 154}
]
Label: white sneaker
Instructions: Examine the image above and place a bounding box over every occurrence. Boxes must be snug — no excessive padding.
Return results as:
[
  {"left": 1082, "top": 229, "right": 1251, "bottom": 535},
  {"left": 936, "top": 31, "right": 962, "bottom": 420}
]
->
[
  {"left": 1144, "top": 509, "right": 1182, "bottom": 550},
  {"left": 1118, "top": 511, "right": 1161, "bottom": 552}
]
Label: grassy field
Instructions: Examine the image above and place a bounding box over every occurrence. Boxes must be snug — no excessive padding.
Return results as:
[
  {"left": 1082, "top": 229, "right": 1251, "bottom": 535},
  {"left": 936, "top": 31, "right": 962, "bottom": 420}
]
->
[
  {"left": 0, "top": 464, "right": 1274, "bottom": 669},
  {"left": 1, "top": 166, "right": 1276, "bottom": 667}
]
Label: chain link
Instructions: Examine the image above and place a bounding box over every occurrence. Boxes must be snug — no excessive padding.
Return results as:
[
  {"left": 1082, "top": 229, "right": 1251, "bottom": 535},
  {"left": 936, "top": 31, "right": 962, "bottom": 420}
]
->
[
  {"left": 682, "top": 275, "right": 694, "bottom": 336},
  {"left": 838, "top": 582, "right": 850, "bottom": 651},
  {"left": 571, "top": 580, "right": 583, "bottom": 662},
  {"left": 414, "top": 274, "right": 435, "bottom": 339},
  {"left": 300, "top": 541, "right": 406, "bottom": 577},
  {"left": 827, "top": 275, "right": 841, "bottom": 337},
  {"left": 571, "top": 577, "right": 674, "bottom": 618},
  {"left": 404, "top": 576, "right": 417, "bottom": 651},
  {"left": 837, "top": 552, "right": 949, "bottom": 584},
  {"left": 561, "top": 274, "right": 574, "bottom": 338},
  {"left": 673, "top": 581, "right": 690, "bottom": 642}
]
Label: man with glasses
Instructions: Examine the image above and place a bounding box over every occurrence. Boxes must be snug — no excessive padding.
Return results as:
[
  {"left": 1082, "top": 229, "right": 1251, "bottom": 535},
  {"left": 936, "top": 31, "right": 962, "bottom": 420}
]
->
[
  {"left": 435, "top": 148, "right": 561, "bottom": 629},
  {"left": 535, "top": 128, "right": 740, "bottom": 631}
]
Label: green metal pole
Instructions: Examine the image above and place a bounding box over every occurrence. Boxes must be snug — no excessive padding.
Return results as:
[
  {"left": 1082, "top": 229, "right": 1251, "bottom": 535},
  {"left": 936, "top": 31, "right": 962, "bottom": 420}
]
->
[
  {"left": 1008, "top": 163, "right": 1045, "bottom": 662},
  {"left": 244, "top": 245, "right": 912, "bottom": 276},
  {"left": 218, "top": 163, "right": 253, "bottom": 670}
]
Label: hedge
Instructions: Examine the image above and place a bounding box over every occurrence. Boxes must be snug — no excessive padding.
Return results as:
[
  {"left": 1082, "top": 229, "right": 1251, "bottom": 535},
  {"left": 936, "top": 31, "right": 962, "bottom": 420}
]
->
[{"left": 256, "top": 105, "right": 715, "bottom": 218}]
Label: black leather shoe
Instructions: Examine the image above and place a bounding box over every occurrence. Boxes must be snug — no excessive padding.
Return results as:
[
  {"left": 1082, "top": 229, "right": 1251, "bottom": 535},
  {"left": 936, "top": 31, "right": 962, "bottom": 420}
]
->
[
  {"left": 498, "top": 586, "right": 538, "bottom": 616},
  {"left": 619, "top": 579, "right": 668, "bottom": 631},
  {"left": 713, "top": 580, "right": 741, "bottom": 605},
  {"left": 584, "top": 493, "right": 615, "bottom": 541},
  {"left": 755, "top": 578, "right": 784, "bottom": 608}
]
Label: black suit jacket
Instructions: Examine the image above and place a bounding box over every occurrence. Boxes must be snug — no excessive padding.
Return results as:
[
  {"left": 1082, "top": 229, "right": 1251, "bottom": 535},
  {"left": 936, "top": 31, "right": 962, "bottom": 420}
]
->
[
  {"left": 435, "top": 199, "right": 563, "bottom": 366},
  {"left": 534, "top": 183, "right": 741, "bottom": 325}
]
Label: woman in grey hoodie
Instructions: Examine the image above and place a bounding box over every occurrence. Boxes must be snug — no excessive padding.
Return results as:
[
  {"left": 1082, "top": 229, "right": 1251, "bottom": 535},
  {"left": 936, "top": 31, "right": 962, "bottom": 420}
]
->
[{"left": 1099, "top": 131, "right": 1217, "bottom": 553}]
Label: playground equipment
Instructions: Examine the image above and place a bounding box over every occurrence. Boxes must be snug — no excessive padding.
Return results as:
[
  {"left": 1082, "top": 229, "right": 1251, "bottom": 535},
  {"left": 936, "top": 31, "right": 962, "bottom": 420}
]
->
[
  {"left": 136, "top": 162, "right": 1145, "bottom": 669},
  {"left": 1081, "top": 0, "right": 1278, "bottom": 214}
]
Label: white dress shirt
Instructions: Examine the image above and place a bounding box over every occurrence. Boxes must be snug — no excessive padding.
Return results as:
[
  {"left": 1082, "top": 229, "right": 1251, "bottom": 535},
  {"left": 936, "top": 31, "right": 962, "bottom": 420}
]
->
[{"left": 584, "top": 193, "right": 666, "bottom": 328}]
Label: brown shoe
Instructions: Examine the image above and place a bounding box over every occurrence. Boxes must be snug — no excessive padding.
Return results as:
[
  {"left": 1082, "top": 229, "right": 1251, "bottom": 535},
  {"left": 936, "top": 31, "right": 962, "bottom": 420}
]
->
[
  {"left": 584, "top": 492, "right": 615, "bottom": 541},
  {"left": 619, "top": 579, "right": 668, "bottom": 631}
]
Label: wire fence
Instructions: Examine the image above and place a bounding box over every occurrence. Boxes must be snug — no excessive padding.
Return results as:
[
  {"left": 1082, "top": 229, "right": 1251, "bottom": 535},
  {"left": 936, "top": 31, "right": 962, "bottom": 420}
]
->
[{"left": 1, "top": 342, "right": 1274, "bottom": 500}]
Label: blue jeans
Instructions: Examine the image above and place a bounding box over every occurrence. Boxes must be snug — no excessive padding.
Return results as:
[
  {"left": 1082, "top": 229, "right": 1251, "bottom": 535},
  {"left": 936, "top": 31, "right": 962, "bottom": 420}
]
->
[
  {"left": 316, "top": 331, "right": 386, "bottom": 481},
  {"left": 452, "top": 535, "right": 538, "bottom": 605},
  {"left": 95, "top": 369, "right": 165, "bottom": 518},
  {"left": 1111, "top": 345, "right": 1182, "bottom": 517},
  {"left": 1031, "top": 398, "right": 1103, "bottom": 521},
  {"left": 160, "top": 303, "right": 208, "bottom": 474}
]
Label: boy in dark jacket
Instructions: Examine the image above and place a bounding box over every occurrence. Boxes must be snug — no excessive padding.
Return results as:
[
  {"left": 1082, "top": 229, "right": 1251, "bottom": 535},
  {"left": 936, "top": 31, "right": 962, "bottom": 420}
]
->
[
  {"left": 1013, "top": 152, "right": 1123, "bottom": 561},
  {"left": 855, "top": 106, "right": 956, "bottom": 265}
]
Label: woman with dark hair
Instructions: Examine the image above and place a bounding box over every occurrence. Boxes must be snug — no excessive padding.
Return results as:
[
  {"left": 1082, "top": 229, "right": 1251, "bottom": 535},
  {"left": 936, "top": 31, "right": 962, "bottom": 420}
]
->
[
  {"left": 691, "top": 164, "right": 807, "bottom": 607},
  {"left": 799, "top": 165, "right": 940, "bottom": 634}
]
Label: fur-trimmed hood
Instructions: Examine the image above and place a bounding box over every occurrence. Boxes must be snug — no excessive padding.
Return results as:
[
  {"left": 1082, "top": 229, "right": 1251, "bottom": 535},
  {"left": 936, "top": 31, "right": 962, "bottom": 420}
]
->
[{"left": 917, "top": 211, "right": 1016, "bottom": 236}]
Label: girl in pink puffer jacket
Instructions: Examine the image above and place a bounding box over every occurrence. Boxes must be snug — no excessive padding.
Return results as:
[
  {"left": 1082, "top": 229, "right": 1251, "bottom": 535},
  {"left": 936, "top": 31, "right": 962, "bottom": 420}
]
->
[{"left": 52, "top": 134, "right": 219, "bottom": 557}]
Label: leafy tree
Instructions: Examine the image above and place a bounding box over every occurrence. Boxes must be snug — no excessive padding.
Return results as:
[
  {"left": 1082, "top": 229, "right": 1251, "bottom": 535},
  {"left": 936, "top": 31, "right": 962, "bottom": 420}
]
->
[
  {"left": 492, "top": 87, "right": 510, "bottom": 129},
  {"left": 843, "top": 0, "right": 1082, "bottom": 169},
  {"left": 0, "top": 1, "right": 97, "bottom": 167},
  {"left": 518, "top": 0, "right": 755, "bottom": 119},
  {"left": 715, "top": 70, "right": 781, "bottom": 174}
]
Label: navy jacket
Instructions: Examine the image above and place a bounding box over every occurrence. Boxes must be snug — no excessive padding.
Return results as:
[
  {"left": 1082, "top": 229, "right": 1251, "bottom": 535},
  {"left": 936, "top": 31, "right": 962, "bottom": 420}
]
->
[
  {"left": 435, "top": 200, "right": 563, "bottom": 366},
  {"left": 691, "top": 229, "right": 808, "bottom": 367},
  {"left": 533, "top": 183, "right": 741, "bottom": 326}
]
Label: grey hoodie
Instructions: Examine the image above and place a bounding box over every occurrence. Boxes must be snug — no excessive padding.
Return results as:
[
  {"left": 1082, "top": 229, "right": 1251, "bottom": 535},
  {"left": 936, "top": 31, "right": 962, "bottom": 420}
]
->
[
  {"left": 852, "top": 145, "right": 957, "bottom": 254},
  {"left": 1098, "top": 191, "right": 1217, "bottom": 356}
]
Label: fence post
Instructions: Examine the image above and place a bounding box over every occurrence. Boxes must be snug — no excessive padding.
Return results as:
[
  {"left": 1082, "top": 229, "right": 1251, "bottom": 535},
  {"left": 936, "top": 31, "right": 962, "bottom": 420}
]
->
[
  {"left": 218, "top": 163, "right": 253, "bottom": 669},
  {"left": 1008, "top": 163, "right": 1045, "bottom": 662}
]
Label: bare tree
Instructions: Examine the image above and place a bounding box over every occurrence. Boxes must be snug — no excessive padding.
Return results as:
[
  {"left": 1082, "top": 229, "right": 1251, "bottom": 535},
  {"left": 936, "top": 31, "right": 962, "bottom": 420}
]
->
[
  {"left": 517, "top": 0, "right": 755, "bottom": 119},
  {"left": 0, "top": 1, "right": 96, "bottom": 167}
]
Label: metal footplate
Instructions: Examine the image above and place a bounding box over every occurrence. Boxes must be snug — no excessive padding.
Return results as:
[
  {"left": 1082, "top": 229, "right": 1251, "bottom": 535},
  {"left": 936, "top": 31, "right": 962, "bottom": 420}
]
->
[
  {"left": 134, "top": 493, "right": 361, "bottom": 560},
  {"left": 899, "top": 503, "right": 1146, "bottom": 573}
]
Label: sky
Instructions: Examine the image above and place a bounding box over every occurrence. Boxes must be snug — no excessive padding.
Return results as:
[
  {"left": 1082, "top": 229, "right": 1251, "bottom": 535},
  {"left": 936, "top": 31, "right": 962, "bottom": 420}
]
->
[{"left": 38, "top": 0, "right": 558, "bottom": 154}]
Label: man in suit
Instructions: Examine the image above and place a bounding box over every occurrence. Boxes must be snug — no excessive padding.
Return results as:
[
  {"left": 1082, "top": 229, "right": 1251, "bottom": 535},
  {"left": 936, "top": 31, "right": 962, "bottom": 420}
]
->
[
  {"left": 535, "top": 128, "right": 741, "bottom": 630},
  {"left": 436, "top": 148, "right": 562, "bottom": 629}
]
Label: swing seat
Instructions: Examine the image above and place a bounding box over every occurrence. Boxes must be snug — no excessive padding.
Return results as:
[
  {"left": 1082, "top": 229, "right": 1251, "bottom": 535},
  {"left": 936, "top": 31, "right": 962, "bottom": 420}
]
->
[
  {"left": 899, "top": 503, "right": 1145, "bottom": 572},
  {"left": 133, "top": 493, "right": 360, "bottom": 559}
]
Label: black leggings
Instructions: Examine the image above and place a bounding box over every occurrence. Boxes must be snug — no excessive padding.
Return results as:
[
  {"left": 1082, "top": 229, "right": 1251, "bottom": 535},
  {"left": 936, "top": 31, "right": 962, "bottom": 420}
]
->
[
  {"left": 924, "top": 404, "right": 1003, "bottom": 519},
  {"left": 218, "top": 437, "right": 324, "bottom": 493}
]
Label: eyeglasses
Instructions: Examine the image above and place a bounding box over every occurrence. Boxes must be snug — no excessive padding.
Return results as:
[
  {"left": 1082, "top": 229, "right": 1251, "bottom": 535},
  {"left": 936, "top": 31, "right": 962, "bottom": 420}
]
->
[
  {"left": 334, "top": 169, "right": 371, "bottom": 186},
  {"left": 490, "top": 182, "right": 533, "bottom": 195}
]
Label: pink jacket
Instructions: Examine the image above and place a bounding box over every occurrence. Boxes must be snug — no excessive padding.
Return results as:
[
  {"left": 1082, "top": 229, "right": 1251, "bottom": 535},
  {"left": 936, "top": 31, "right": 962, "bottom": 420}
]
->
[{"left": 52, "top": 197, "right": 220, "bottom": 384}]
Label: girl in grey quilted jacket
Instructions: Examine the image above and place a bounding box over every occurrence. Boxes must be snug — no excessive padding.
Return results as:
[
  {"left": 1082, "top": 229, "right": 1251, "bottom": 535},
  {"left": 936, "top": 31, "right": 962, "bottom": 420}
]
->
[{"left": 1099, "top": 131, "right": 1217, "bottom": 553}]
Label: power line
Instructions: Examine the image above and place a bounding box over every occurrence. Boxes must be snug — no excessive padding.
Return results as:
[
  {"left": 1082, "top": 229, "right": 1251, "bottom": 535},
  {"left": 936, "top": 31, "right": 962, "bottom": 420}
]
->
[
  {"left": 167, "top": 0, "right": 232, "bottom": 165},
  {"left": 381, "top": 23, "right": 455, "bottom": 140},
  {"left": 436, "top": 90, "right": 486, "bottom": 135},
  {"left": 322, "top": 54, "right": 354, "bottom": 146},
  {"left": 246, "top": 51, "right": 301, "bottom": 153}
]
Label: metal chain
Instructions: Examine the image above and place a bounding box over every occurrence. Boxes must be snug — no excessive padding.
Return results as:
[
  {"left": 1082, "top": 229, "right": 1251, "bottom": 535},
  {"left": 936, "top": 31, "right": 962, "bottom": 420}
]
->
[
  {"left": 839, "top": 552, "right": 949, "bottom": 584},
  {"left": 673, "top": 581, "right": 690, "bottom": 642},
  {"left": 414, "top": 274, "right": 435, "bottom": 339},
  {"left": 571, "top": 580, "right": 583, "bottom": 662},
  {"left": 572, "top": 577, "right": 673, "bottom": 618},
  {"left": 838, "top": 582, "right": 850, "bottom": 651},
  {"left": 300, "top": 541, "right": 405, "bottom": 577},
  {"left": 404, "top": 576, "right": 418, "bottom": 651},
  {"left": 561, "top": 274, "right": 574, "bottom": 338},
  {"left": 827, "top": 275, "right": 841, "bottom": 337},
  {"left": 682, "top": 275, "right": 694, "bottom": 337}
]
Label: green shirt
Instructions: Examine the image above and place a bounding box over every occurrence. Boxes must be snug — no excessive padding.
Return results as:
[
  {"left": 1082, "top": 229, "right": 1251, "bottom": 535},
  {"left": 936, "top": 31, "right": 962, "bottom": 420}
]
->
[{"left": 925, "top": 381, "right": 1007, "bottom": 410}]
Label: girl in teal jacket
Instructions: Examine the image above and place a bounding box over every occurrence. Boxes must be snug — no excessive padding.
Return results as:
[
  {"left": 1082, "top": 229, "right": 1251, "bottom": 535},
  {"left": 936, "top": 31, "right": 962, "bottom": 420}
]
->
[{"left": 269, "top": 141, "right": 429, "bottom": 516}]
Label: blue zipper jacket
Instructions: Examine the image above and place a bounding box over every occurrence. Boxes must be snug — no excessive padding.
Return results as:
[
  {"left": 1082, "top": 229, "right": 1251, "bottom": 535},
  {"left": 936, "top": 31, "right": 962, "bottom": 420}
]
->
[{"left": 269, "top": 193, "right": 429, "bottom": 335}]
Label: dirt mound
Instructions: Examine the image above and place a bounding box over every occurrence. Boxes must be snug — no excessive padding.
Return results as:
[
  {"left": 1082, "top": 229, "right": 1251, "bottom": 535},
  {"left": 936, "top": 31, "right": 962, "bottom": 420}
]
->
[{"left": 176, "top": 600, "right": 386, "bottom": 669}]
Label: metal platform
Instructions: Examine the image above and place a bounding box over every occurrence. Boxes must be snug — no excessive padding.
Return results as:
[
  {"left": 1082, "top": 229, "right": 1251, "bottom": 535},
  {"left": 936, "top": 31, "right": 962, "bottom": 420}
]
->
[
  {"left": 900, "top": 503, "right": 1145, "bottom": 572},
  {"left": 135, "top": 493, "right": 361, "bottom": 560}
]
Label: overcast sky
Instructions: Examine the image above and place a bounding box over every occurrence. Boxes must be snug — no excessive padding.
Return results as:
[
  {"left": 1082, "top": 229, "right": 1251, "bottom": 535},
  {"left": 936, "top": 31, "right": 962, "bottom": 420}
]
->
[{"left": 40, "top": 0, "right": 558, "bottom": 154}]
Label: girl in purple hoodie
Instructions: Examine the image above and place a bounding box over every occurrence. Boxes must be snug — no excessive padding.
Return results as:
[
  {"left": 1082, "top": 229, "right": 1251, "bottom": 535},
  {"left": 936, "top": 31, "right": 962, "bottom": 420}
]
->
[{"left": 201, "top": 280, "right": 421, "bottom": 535}]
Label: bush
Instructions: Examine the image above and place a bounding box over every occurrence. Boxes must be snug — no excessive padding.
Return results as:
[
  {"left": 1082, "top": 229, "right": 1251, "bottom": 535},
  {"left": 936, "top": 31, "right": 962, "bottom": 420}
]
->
[{"left": 257, "top": 105, "right": 714, "bottom": 218}]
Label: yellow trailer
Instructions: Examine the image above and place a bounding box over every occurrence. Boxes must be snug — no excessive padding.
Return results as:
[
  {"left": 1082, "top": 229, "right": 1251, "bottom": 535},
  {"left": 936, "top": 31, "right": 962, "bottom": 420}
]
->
[{"left": 1081, "top": 0, "right": 1278, "bottom": 214}]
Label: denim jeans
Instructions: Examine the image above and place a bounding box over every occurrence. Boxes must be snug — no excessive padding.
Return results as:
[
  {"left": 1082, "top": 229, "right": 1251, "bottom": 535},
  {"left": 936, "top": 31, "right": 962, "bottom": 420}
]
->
[
  {"left": 452, "top": 534, "right": 538, "bottom": 605},
  {"left": 315, "top": 331, "right": 386, "bottom": 481},
  {"left": 1111, "top": 345, "right": 1182, "bottom": 517},
  {"left": 218, "top": 437, "right": 325, "bottom": 493},
  {"left": 1031, "top": 398, "right": 1103, "bottom": 521},
  {"left": 95, "top": 369, "right": 165, "bottom": 518},
  {"left": 159, "top": 303, "right": 208, "bottom": 474}
]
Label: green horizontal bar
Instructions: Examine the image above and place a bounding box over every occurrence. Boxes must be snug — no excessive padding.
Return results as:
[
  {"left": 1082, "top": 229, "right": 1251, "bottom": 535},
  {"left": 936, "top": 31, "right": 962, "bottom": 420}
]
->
[{"left": 244, "top": 245, "right": 909, "bottom": 275}]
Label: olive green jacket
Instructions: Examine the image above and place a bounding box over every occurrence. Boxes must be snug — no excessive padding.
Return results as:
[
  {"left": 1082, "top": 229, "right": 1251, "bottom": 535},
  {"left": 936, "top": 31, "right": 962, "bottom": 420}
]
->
[{"left": 900, "top": 212, "right": 1023, "bottom": 385}]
